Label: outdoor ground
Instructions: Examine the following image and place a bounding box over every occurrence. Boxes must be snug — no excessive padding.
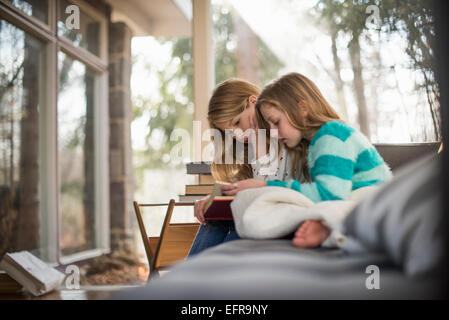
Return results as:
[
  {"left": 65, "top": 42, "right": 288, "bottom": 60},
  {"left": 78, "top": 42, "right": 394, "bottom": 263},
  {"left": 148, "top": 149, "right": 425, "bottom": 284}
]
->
[{"left": 78, "top": 250, "right": 149, "bottom": 285}]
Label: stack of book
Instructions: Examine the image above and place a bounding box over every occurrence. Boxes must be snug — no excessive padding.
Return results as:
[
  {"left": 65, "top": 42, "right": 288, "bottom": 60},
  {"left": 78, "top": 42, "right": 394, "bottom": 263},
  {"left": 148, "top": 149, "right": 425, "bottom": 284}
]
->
[{"left": 178, "top": 162, "right": 214, "bottom": 202}]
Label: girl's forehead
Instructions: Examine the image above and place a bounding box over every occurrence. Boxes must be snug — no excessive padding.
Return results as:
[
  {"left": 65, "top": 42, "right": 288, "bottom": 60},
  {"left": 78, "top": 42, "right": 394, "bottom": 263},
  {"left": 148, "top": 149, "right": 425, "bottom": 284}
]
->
[{"left": 214, "top": 119, "right": 233, "bottom": 131}]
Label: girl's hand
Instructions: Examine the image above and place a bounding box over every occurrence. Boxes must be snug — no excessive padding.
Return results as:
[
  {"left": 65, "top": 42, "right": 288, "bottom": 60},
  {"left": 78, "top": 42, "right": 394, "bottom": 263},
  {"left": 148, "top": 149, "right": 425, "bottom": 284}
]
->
[
  {"left": 221, "top": 179, "right": 267, "bottom": 196},
  {"left": 194, "top": 195, "right": 210, "bottom": 225}
]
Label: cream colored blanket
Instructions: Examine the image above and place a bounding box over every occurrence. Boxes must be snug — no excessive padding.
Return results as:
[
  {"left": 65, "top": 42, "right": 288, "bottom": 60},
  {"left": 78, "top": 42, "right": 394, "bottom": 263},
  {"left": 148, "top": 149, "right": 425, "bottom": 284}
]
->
[{"left": 230, "top": 186, "right": 379, "bottom": 247}]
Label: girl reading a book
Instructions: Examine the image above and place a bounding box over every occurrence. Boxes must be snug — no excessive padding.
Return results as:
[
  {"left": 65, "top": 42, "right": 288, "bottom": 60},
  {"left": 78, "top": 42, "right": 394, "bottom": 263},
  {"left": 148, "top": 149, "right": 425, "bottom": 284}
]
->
[
  {"left": 189, "top": 78, "right": 295, "bottom": 257},
  {"left": 221, "top": 72, "right": 393, "bottom": 248}
]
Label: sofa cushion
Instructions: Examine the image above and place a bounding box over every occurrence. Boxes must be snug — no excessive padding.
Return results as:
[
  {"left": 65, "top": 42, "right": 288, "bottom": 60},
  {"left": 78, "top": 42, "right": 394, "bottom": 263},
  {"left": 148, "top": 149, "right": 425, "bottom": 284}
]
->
[
  {"left": 374, "top": 143, "right": 439, "bottom": 171},
  {"left": 343, "top": 153, "right": 444, "bottom": 276},
  {"left": 112, "top": 238, "right": 443, "bottom": 299}
]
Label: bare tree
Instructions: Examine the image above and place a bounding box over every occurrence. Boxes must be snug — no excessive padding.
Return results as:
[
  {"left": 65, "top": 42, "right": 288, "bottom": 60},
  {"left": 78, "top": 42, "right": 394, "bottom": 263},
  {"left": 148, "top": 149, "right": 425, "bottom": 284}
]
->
[
  {"left": 16, "top": 34, "right": 40, "bottom": 251},
  {"left": 330, "top": 29, "right": 349, "bottom": 121},
  {"left": 349, "top": 36, "right": 370, "bottom": 138},
  {"left": 232, "top": 11, "right": 261, "bottom": 87}
]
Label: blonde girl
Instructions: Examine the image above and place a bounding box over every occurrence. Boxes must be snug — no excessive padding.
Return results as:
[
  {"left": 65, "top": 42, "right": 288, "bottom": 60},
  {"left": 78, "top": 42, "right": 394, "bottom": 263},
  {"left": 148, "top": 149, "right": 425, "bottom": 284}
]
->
[
  {"left": 189, "top": 78, "right": 293, "bottom": 256},
  {"left": 222, "top": 72, "right": 392, "bottom": 248}
]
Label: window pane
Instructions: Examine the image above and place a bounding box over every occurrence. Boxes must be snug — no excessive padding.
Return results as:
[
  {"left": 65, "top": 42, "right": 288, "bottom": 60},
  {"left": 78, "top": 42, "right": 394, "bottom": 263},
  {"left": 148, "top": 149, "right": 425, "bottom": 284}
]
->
[
  {"left": 131, "top": 37, "right": 197, "bottom": 260},
  {"left": 58, "top": 0, "right": 100, "bottom": 56},
  {"left": 5, "top": 0, "right": 48, "bottom": 24},
  {"left": 0, "top": 20, "right": 45, "bottom": 259},
  {"left": 211, "top": 0, "right": 439, "bottom": 142},
  {"left": 58, "top": 52, "right": 96, "bottom": 255}
]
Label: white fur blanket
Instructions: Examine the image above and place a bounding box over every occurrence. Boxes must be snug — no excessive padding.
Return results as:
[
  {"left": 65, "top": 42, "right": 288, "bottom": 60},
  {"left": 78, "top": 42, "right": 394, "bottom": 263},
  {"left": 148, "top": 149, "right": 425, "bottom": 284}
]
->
[{"left": 230, "top": 186, "right": 379, "bottom": 247}]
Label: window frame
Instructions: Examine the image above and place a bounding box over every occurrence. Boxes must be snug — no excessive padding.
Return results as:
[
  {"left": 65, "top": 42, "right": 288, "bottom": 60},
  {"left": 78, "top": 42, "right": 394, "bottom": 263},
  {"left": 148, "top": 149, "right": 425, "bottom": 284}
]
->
[
  {"left": 1, "top": 0, "right": 52, "bottom": 32},
  {"left": 0, "top": 0, "right": 110, "bottom": 265}
]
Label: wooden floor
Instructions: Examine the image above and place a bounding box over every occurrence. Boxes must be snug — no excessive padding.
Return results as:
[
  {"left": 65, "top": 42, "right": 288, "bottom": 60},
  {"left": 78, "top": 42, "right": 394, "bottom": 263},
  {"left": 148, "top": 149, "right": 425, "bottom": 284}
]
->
[{"left": 0, "top": 285, "right": 142, "bottom": 300}]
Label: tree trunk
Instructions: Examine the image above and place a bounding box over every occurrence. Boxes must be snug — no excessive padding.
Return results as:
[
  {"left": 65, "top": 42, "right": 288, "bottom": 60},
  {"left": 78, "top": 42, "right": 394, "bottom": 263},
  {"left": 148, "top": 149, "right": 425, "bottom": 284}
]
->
[
  {"left": 82, "top": 22, "right": 99, "bottom": 251},
  {"left": 0, "top": 186, "right": 17, "bottom": 260},
  {"left": 232, "top": 12, "right": 260, "bottom": 87},
  {"left": 370, "top": 42, "right": 383, "bottom": 141},
  {"left": 17, "top": 34, "right": 40, "bottom": 251},
  {"left": 349, "top": 36, "right": 370, "bottom": 139},
  {"left": 331, "top": 30, "right": 349, "bottom": 121},
  {"left": 83, "top": 72, "right": 95, "bottom": 251},
  {"left": 9, "top": 101, "right": 14, "bottom": 187}
]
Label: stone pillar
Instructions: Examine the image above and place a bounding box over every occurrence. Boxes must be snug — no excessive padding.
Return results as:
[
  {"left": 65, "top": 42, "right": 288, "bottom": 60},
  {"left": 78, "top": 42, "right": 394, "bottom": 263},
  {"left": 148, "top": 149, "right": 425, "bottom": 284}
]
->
[{"left": 108, "top": 22, "right": 135, "bottom": 252}]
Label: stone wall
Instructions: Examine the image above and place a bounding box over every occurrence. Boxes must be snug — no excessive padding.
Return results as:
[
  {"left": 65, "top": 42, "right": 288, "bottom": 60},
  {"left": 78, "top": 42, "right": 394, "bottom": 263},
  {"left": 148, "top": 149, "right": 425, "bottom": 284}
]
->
[{"left": 108, "top": 22, "right": 135, "bottom": 252}]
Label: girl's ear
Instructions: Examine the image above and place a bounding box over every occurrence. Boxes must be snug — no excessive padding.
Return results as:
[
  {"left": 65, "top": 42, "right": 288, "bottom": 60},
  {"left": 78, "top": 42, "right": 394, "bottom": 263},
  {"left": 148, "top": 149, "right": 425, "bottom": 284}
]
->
[
  {"left": 248, "top": 95, "right": 257, "bottom": 105},
  {"left": 298, "top": 101, "right": 308, "bottom": 118}
]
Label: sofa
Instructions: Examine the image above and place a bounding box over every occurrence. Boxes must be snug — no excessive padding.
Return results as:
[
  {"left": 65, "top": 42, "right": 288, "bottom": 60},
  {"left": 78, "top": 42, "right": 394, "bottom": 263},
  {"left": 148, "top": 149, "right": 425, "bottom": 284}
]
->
[{"left": 114, "top": 143, "right": 446, "bottom": 299}]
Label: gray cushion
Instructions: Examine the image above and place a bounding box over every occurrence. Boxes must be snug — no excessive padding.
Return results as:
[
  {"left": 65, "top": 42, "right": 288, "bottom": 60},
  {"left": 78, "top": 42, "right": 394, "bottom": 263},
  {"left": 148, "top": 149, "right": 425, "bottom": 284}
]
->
[
  {"left": 374, "top": 143, "right": 440, "bottom": 171},
  {"left": 343, "top": 154, "right": 444, "bottom": 276},
  {"left": 112, "top": 239, "right": 442, "bottom": 299}
]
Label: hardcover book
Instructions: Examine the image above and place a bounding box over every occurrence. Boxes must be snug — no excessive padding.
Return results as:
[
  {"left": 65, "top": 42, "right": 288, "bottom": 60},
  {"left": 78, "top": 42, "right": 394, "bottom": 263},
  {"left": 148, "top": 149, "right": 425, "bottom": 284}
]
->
[
  {"left": 199, "top": 174, "right": 215, "bottom": 185},
  {"left": 203, "top": 181, "right": 235, "bottom": 221},
  {"left": 0, "top": 251, "right": 65, "bottom": 297},
  {"left": 185, "top": 184, "right": 214, "bottom": 195},
  {"left": 204, "top": 196, "right": 235, "bottom": 221},
  {"left": 178, "top": 194, "right": 207, "bottom": 202},
  {"left": 186, "top": 162, "right": 212, "bottom": 174}
]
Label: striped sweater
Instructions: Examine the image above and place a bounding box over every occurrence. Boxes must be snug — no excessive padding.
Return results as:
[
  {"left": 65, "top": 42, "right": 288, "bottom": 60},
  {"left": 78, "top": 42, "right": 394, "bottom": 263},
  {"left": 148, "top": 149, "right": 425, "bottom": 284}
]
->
[{"left": 266, "top": 121, "right": 393, "bottom": 202}]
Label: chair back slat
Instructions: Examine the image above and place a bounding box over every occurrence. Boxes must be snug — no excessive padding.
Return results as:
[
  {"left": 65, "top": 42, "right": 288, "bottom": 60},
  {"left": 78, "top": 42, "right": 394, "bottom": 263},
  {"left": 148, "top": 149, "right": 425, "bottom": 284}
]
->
[
  {"left": 133, "top": 200, "right": 199, "bottom": 280},
  {"left": 148, "top": 237, "right": 159, "bottom": 255},
  {"left": 154, "top": 223, "right": 200, "bottom": 268},
  {"left": 133, "top": 201, "right": 155, "bottom": 267}
]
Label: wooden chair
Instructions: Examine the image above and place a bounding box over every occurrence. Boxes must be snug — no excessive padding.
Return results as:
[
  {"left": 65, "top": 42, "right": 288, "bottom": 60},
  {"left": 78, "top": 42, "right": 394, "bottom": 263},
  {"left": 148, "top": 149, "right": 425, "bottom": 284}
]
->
[{"left": 133, "top": 200, "right": 199, "bottom": 282}]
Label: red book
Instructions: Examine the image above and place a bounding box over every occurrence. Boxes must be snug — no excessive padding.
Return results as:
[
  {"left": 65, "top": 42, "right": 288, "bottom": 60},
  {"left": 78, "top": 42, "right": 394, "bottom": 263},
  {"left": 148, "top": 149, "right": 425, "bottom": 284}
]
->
[
  {"left": 202, "top": 181, "right": 235, "bottom": 221},
  {"left": 204, "top": 196, "right": 235, "bottom": 221}
]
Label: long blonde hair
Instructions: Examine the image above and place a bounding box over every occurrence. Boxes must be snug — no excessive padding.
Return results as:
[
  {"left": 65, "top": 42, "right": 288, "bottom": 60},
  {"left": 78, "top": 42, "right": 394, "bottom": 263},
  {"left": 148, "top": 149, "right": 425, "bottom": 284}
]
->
[
  {"left": 208, "top": 78, "right": 261, "bottom": 182},
  {"left": 256, "top": 72, "right": 341, "bottom": 181}
]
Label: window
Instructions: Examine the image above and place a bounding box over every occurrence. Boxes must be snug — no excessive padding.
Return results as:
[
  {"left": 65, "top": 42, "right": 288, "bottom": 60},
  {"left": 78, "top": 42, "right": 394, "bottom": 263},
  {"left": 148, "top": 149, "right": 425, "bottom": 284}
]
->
[
  {"left": 211, "top": 0, "right": 440, "bottom": 143},
  {"left": 58, "top": 0, "right": 100, "bottom": 56},
  {"left": 5, "top": 0, "right": 48, "bottom": 24},
  {"left": 0, "top": 19, "right": 45, "bottom": 259},
  {"left": 58, "top": 52, "right": 97, "bottom": 255},
  {"left": 0, "top": 0, "right": 109, "bottom": 264}
]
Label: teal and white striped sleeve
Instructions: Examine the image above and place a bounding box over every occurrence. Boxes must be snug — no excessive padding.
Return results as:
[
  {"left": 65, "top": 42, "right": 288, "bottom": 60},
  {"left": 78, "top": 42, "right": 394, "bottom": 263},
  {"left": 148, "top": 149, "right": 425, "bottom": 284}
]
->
[
  {"left": 266, "top": 121, "right": 357, "bottom": 202},
  {"left": 266, "top": 156, "right": 355, "bottom": 203}
]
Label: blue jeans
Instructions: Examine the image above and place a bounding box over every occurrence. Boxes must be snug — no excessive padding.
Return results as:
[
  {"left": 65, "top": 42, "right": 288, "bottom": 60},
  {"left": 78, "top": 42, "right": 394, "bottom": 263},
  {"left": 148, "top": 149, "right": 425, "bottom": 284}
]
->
[{"left": 188, "top": 221, "right": 240, "bottom": 257}]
